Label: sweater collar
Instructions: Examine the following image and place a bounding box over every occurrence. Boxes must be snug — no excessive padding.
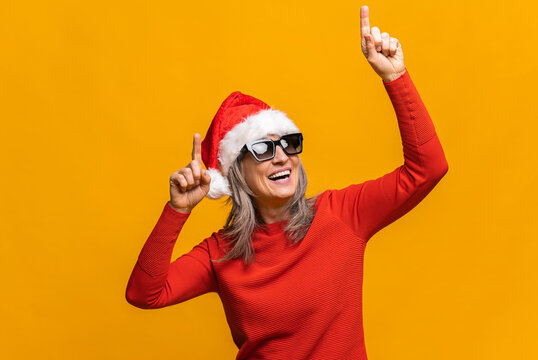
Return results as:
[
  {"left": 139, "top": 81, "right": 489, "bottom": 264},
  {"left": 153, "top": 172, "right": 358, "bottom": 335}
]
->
[{"left": 254, "top": 219, "right": 288, "bottom": 236}]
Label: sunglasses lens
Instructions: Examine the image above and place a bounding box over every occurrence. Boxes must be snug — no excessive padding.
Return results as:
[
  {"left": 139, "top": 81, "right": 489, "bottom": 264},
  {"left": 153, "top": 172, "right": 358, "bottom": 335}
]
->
[
  {"left": 281, "top": 134, "right": 302, "bottom": 154},
  {"left": 251, "top": 141, "right": 274, "bottom": 160},
  {"left": 244, "top": 133, "right": 302, "bottom": 162}
]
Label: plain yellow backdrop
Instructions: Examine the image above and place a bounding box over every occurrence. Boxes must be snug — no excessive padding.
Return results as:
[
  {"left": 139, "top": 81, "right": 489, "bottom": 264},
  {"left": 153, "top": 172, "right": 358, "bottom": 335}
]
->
[{"left": 1, "top": 0, "right": 537, "bottom": 359}]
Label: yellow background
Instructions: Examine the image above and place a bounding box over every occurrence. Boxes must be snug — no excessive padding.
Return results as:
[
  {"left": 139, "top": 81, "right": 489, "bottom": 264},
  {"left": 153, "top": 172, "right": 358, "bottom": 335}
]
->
[{"left": 1, "top": 0, "right": 537, "bottom": 359}]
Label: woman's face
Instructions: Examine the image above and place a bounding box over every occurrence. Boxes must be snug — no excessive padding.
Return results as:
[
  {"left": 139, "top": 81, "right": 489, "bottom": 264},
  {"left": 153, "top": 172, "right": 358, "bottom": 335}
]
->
[{"left": 241, "top": 134, "right": 300, "bottom": 208}]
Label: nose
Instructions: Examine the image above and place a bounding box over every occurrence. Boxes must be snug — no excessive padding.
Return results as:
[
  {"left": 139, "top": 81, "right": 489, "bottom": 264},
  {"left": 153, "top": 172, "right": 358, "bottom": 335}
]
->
[{"left": 272, "top": 144, "right": 289, "bottom": 164}]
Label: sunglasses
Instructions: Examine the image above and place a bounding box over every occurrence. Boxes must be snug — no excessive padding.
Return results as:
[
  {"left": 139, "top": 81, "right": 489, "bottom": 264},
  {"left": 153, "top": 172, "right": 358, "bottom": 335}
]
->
[{"left": 238, "top": 133, "right": 304, "bottom": 162}]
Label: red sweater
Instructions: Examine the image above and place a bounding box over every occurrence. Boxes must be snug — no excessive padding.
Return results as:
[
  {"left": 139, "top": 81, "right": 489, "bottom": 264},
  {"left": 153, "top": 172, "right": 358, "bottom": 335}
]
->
[{"left": 126, "top": 69, "right": 448, "bottom": 359}]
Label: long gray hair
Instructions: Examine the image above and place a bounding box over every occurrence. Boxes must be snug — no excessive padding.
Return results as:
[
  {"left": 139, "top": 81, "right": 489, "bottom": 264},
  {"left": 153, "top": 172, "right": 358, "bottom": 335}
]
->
[{"left": 212, "top": 156, "right": 317, "bottom": 264}]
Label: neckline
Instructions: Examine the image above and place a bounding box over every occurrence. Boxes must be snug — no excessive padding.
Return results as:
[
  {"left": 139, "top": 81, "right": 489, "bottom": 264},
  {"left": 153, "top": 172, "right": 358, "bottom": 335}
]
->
[
  {"left": 252, "top": 192, "right": 324, "bottom": 237},
  {"left": 255, "top": 218, "right": 288, "bottom": 236}
]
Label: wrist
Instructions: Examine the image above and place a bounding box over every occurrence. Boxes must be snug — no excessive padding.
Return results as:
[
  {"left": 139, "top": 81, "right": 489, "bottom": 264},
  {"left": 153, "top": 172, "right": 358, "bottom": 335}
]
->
[
  {"left": 168, "top": 201, "right": 192, "bottom": 214},
  {"left": 382, "top": 69, "right": 407, "bottom": 83}
]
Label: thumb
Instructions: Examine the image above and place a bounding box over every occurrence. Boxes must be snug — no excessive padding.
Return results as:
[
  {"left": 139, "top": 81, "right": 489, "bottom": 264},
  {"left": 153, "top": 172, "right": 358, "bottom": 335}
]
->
[{"left": 201, "top": 169, "right": 212, "bottom": 185}]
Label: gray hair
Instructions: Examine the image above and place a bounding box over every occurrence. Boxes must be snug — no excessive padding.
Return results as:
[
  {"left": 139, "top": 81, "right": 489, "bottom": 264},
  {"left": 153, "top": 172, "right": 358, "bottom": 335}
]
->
[{"left": 212, "top": 157, "right": 317, "bottom": 264}]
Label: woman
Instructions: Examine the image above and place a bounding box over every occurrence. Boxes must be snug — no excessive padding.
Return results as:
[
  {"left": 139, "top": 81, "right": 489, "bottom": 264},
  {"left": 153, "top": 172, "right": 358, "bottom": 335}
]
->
[{"left": 126, "top": 5, "right": 448, "bottom": 359}]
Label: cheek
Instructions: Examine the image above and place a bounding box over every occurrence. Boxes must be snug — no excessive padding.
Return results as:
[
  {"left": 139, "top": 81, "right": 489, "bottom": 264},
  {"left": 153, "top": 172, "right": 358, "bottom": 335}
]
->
[
  {"left": 244, "top": 165, "right": 269, "bottom": 191},
  {"left": 242, "top": 160, "right": 258, "bottom": 186},
  {"left": 246, "top": 173, "right": 261, "bottom": 190},
  {"left": 293, "top": 161, "right": 300, "bottom": 180}
]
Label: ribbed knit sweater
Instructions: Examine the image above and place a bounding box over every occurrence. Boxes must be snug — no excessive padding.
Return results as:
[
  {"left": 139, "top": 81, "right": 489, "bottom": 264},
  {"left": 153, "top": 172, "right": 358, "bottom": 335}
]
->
[{"left": 125, "top": 69, "right": 448, "bottom": 359}]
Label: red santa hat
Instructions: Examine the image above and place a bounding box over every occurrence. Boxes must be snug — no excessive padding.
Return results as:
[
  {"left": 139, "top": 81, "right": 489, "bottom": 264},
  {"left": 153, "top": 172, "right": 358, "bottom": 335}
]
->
[{"left": 201, "top": 91, "right": 300, "bottom": 199}]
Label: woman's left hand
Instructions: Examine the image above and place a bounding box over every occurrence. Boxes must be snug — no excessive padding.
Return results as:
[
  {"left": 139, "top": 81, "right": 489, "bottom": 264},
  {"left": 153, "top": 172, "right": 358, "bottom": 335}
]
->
[{"left": 360, "top": 5, "right": 406, "bottom": 82}]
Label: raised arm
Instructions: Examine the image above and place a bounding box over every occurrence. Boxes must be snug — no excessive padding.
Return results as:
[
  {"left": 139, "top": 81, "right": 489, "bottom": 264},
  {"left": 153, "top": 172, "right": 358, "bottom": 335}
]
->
[
  {"left": 326, "top": 6, "right": 448, "bottom": 241},
  {"left": 125, "top": 134, "right": 216, "bottom": 309}
]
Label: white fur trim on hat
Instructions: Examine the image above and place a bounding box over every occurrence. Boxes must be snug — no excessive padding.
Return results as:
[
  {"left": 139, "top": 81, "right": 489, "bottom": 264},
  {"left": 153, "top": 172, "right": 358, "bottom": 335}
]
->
[
  {"left": 206, "top": 168, "right": 232, "bottom": 199},
  {"left": 218, "top": 108, "right": 299, "bottom": 177}
]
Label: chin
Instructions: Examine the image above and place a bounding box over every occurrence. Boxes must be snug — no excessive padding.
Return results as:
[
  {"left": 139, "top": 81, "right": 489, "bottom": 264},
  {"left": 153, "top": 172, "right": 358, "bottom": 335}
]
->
[
  {"left": 274, "top": 190, "right": 295, "bottom": 199},
  {"left": 268, "top": 181, "right": 298, "bottom": 199}
]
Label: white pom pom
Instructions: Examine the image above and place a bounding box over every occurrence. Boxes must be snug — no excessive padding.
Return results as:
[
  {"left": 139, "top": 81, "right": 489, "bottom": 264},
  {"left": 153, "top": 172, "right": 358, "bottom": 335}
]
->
[{"left": 205, "top": 168, "right": 232, "bottom": 199}]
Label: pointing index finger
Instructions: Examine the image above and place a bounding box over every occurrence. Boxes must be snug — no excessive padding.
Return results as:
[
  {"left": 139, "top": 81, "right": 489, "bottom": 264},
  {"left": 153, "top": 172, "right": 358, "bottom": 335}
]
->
[
  {"left": 192, "top": 133, "right": 202, "bottom": 163},
  {"left": 360, "top": 5, "right": 371, "bottom": 38}
]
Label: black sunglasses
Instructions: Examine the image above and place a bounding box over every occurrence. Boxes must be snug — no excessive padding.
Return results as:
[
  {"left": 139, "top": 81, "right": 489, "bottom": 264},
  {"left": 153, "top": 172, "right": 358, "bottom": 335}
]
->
[{"left": 238, "top": 133, "right": 304, "bottom": 162}]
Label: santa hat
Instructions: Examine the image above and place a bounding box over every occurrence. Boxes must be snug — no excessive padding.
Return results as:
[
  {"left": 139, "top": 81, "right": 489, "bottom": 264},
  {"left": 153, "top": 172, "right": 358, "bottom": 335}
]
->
[{"left": 201, "top": 91, "right": 300, "bottom": 199}]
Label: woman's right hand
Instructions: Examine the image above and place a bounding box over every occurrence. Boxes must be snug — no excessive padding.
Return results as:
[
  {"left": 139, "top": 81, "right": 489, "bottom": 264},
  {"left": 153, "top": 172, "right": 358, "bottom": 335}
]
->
[{"left": 169, "top": 133, "right": 212, "bottom": 213}]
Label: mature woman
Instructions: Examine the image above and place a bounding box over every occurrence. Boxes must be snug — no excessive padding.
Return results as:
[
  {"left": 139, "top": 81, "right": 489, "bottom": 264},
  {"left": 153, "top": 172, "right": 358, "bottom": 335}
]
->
[{"left": 126, "top": 5, "right": 448, "bottom": 359}]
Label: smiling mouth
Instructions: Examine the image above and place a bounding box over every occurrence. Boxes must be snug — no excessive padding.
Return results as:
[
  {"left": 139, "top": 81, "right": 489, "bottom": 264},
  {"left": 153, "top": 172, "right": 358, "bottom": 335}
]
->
[{"left": 268, "top": 169, "right": 291, "bottom": 181}]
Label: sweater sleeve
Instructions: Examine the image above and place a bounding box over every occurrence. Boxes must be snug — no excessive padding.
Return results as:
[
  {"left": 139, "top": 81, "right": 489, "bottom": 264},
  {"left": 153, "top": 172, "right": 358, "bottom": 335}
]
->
[
  {"left": 125, "top": 202, "right": 217, "bottom": 309},
  {"left": 327, "top": 68, "right": 449, "bottom": 242}
]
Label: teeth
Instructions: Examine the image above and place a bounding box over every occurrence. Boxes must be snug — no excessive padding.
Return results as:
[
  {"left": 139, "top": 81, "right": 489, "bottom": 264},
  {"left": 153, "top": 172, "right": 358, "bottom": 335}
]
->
[{"left": 268, "top": 170, "right": 291, "bottom": 179}]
